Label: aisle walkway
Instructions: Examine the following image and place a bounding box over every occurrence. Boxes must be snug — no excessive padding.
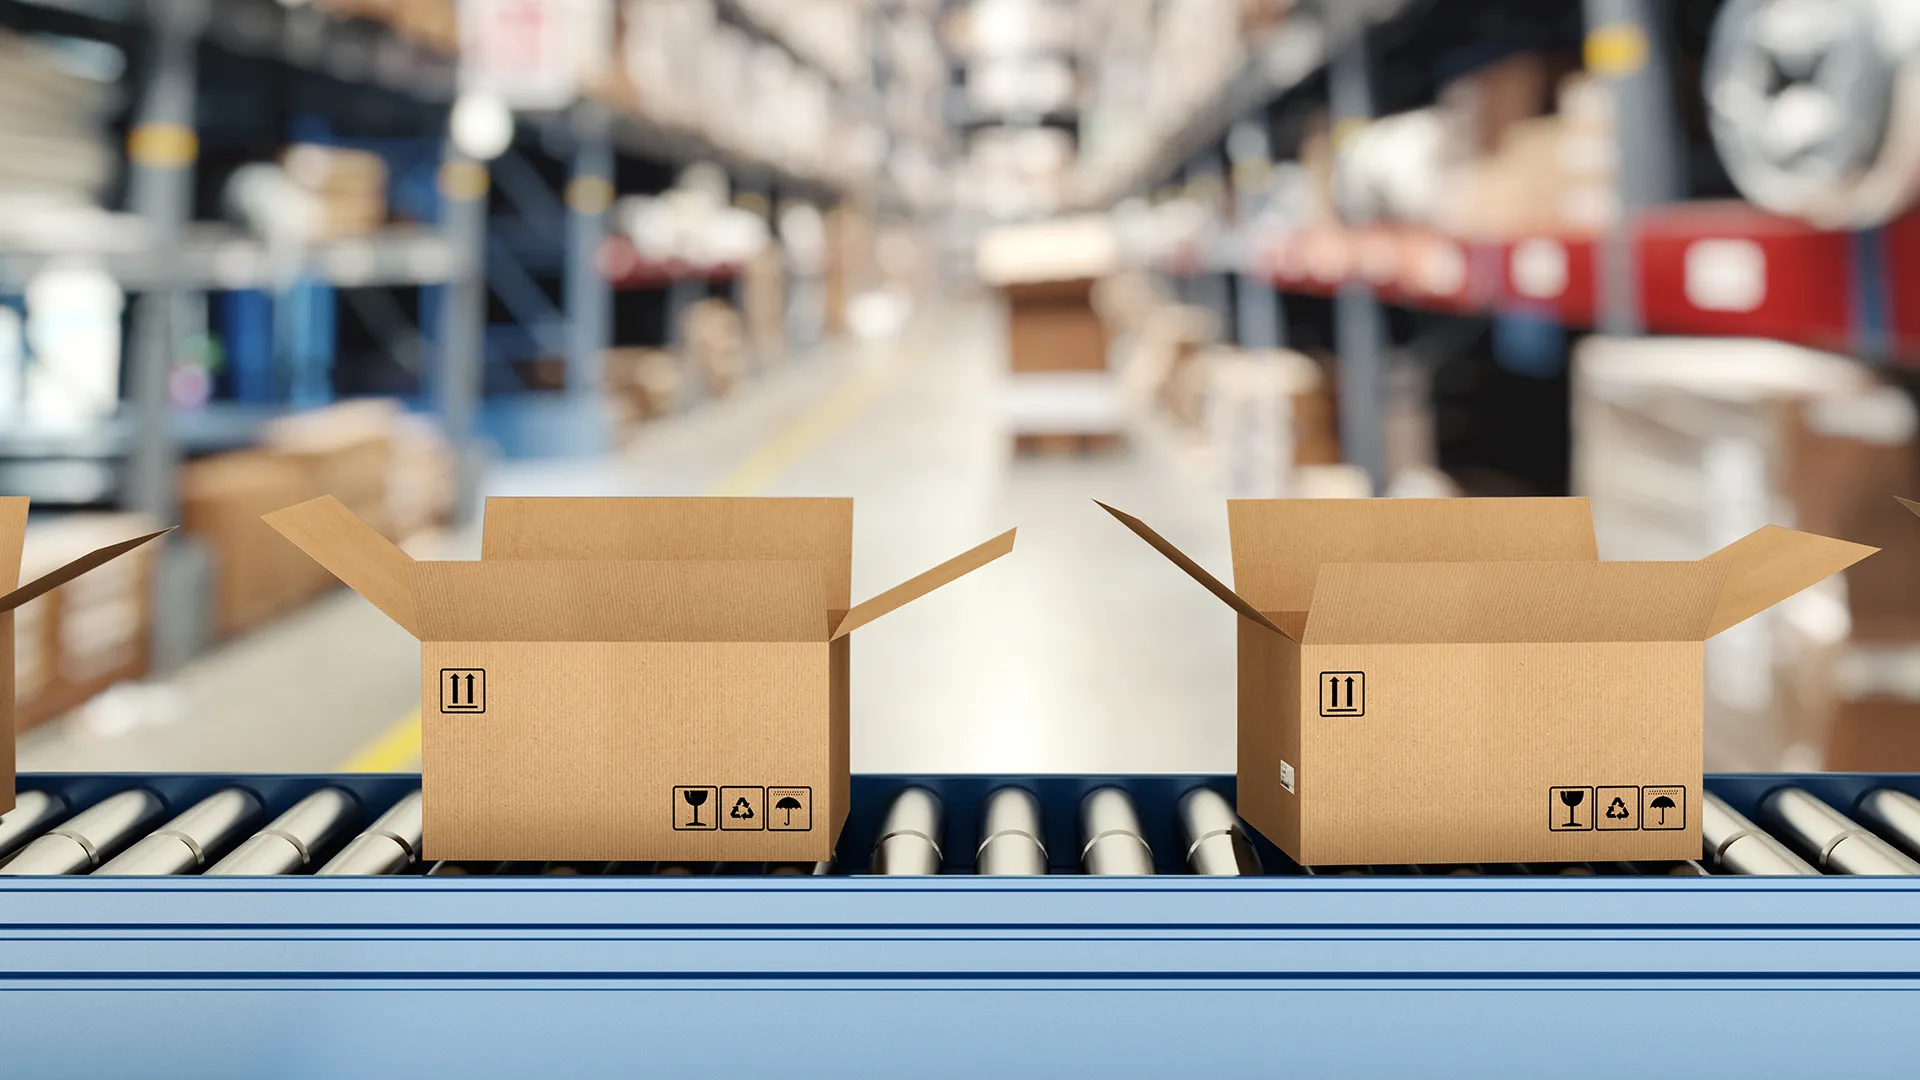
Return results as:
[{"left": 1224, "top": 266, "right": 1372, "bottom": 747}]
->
[{"left": 18, "top": 300, "right": 1240, "bottom": 777}]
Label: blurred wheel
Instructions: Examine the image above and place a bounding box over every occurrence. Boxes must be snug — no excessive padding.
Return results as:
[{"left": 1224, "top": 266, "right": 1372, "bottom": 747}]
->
[{"left": 1705, "top": 0, "right": 1920, "bottom": 228}]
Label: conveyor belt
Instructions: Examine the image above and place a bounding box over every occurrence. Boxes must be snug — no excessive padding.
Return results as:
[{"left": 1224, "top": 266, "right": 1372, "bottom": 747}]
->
[
  {"left": 5, "top": 773, "right": 1920, "bottom": 877},
  {"left": 4, "top": 773, "right": 1920, "bottom": 1078}
]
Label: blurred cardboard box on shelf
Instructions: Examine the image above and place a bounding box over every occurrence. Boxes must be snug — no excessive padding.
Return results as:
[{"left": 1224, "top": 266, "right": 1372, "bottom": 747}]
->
[
  {"left": 3, "top": 502, "right": 169, "bottom": 806},
  {"left": 260, "top": 399, "right": 400, "bottom": 540},
  {"left": 1099, "top": 496, "right": 1872, "bottom": 867},
  {"left": 1824, "top": 638, "right": 1920, "bottom": 771},
  {"left": 741, "top": 244, "right": 787, "bottom": 369},
  {"left": 603, "top": 347, "right": 683, "bottom": 428},
  {"left": 182, "top": 451, "right": 329, "bottom": 638},
  {"left": 386, "top": 413, "right": 457, "bottom": 545},
  {"left": 1787, "top": 392, "right": 1920, "bottom": 639},
  {"left": 11, "top": 512, "right": 163, "bottom": 734},
  {"left": 1572, "top": 336, "right": 1886, "bottom": 769},
  {"left": 1201, "top": 348, "right": 1338, "bottom": 497},
  {"left": 264, "top": 495, "right": 1015, "bottom": 862},
  {"left": 683, "top": 299, "right": 746, "bottom": 399}
]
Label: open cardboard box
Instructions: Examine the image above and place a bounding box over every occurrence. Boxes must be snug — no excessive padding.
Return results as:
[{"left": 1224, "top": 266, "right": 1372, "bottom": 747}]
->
[
  {"left": 1100, "top": 497, "right": 1876, "bottom": 867},
  {"left": 266, "top": 495, "right": 1015, "bottom": 863},
  {"left": 1, "top": 499, "right": 171, "bottom": 813}
]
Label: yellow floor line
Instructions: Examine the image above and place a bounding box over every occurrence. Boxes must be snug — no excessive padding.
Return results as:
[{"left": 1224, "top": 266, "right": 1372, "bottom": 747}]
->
[
  {"left": 336, "top": 352, "right": 906, "bottom": 771},
  {"left": 341, "top": 708, "right": 423, "bottom": 773}
]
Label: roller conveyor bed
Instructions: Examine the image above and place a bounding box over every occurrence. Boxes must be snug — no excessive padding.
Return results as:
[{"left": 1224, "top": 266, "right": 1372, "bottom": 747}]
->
[{"left": 4, "top": 771, "right": 1920, "bottom": 1077}]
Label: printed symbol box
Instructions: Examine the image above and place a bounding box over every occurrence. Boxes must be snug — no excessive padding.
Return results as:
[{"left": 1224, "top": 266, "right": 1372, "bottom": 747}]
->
[
  {"left": 0, "top": 499, "right": 171, "bottom": 814},
  {"left": 1101, "top": 497, "right": 1874, "bottom": 866},
  {"left": 267, "top": 496, "right": 1014, "bottom": 862}
]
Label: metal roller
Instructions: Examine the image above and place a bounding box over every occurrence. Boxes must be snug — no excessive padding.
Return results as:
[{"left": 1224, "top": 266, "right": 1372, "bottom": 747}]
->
[
  {"left": 976, "top": 786, "right": 1048, "bottom": 876},
  {"left": 1855, "top": 789, "right": 1920, "bottom": 861},
  {"left": 765, "top": 861, "right": 834, "bottom": 876},
  {"left": 872, "top": 787, "right": 944, "bottom": 875},
  {"left": 653, "top": 863, "right": 723, "bottom": 876},
  {"left": 427, "top": 861, "right": 503, "bottom": 876},
  {"left": 1079, "top": 786, "right": 1154, "bottom": 876},
  {"left": 96, "top": 789, "right": 264, "bottom": 875},
  {"left": 541, "top": 863, "right": 607, "bottom": 876},
  {"left": 314, "top": 791, "right": 423, "bottom": 876},
  {"left": 1418, "top": 865, "right": 1482, "bottom": 876},
  {"left": 1705, "top": 0, "right": 1920, "bottom": 229},
  {"left": 0, "top": 790, "right": 71, "bottom": 864},
  {"left": 1763, "top": 787, "right": 1920, "bottom": 875},
  {"left": 0, "top": 789, "right": 167, "bottom": 876},
  {"left": 1704, "top": 792, "right": 1818, "bottom": 875},
  {"left": 1176, "top": 787, "right": 1261, "bottom": 876},
  {"left": 205, "top": 788, "right": 360, "bottom": 876}
]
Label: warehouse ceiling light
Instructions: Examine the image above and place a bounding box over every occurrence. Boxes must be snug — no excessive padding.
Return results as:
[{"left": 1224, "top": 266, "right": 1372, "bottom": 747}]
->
[{"left": 450, "top": 93, "right": 515, "bottom": 161}]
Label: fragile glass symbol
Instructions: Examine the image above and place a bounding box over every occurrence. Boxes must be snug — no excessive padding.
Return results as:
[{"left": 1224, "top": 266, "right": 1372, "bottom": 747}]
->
[
  {"left": 1558, "top": 789, "right": 1585, "bottom": 828},
  {"left": 1649, "top": 795, "right": 1676, "bottom": 825},
  {"left": 682, "top": 788, "right": 709, "bottom": 827},
  {"left": 775, "top": 796, "right": 802, "bottom": 826}
]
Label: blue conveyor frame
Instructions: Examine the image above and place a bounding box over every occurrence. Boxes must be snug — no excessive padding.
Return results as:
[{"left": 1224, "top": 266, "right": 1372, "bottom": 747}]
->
[{"left": 0, "top": 771, "right": 1917, "bottom": 1078}]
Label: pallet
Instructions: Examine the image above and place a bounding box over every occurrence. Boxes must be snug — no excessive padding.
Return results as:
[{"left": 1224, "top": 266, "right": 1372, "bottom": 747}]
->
[{"left": 1012, "top": 432, "right": 1123, "bottom": 456}]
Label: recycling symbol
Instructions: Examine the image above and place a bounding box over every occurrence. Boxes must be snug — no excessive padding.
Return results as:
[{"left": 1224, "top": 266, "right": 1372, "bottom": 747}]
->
[
  {"left": 729, "top": 797, "right": 755, "bottom": 821},
  {"left": 1605, "top": 796, "right": 1630, "bottom": 820}
]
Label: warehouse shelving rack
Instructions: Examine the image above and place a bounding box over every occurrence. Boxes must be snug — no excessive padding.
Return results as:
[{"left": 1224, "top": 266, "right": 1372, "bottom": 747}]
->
[
  {"left": 1131, "top": 0, "right": 1915, "bottom": 501},
  {"left": 0, "top": 0, "right": 904, "bottom": 679}
]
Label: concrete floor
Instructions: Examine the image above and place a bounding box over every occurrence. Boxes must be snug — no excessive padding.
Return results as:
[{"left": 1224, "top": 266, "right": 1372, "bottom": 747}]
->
[{"left": 18, "top": 299, "right": 1242, "bottom": 777}]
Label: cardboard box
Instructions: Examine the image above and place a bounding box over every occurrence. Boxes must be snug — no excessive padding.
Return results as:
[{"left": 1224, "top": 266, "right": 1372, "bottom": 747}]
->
[
  {"left": 183, "top": 451, "right": 330, "bottom": 638},
  {"left": 1004, "top": 280, "right": 1109, "bottom": 375},
  {"left": 264, "top": 495, "right": 1016, "bottom": 862},
  {"left": 1, "top": 499, "right": 169, "bottom": 811},
  {"left": 1097, "top": 497, "right": 1874, "bottom": 867}
]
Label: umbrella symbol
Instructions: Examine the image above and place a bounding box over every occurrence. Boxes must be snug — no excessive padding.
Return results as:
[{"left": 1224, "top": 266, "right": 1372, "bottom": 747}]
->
[
  {"left": 775, "top": 795, "right": 803, "bottom": 826},
  {"left": 1649, "top": 795, "right": 1676, "bottom": 826}
]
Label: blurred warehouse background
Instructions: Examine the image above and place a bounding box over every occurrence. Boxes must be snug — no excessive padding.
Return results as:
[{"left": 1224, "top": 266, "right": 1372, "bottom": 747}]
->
[{"left": 4, "top": 0, "right": 1920, "bottom": 779}]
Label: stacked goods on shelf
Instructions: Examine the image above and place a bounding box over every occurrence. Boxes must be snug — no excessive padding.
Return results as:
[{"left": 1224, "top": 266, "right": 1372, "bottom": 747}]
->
[
  {"left": 731, "top": 0, "right": 871, "bottom": 87},
  {"left": 181, "top": 452, "right": 325, "bottom": 640},
  {"left": 1788, "top": 391, "right": 1920, "bottom": 771},
  {"left": 740, "top": 241, "right": 786, "bottom": 368},
  {"left": 12, "top": 514, "right": 163, "bottom": 732},
  {"left": 977, "top": 217, "right": 1127, "bottom": 451},
  {"left": 315, "top": 0, "right": 458, "bottom": 54},
  {"left": 1130, "top": 305, "right": 1220, "bottom": 430},
  {"left": 617, "top": 0, "right": 859, "bottom": 186},
  {"left": 183, "top": 401, "right": 431, "bottom": 640},
  {"left": 385, "top": 413, "right": 457, "bottom": 547},
  {"left": 0, "top": 31, "right": 116, "bottom": 213},
  {"left": 683, "top": 299, "right": 746, "bottom": 400},
  {"left": 1200, "top": 348, "right": 1337, "bottom": 498},
  {"left": 824, "top": 205, "right": 874, "bottom": 339},
  {"left": 602, "top": 348, "right": 683, "bottom": 432},
  {"left": 279, "top": 145, "right": 390, "bottom": 241},
  {"left": 1571, "top": 336, "right": 1886, "bottom": 771}
]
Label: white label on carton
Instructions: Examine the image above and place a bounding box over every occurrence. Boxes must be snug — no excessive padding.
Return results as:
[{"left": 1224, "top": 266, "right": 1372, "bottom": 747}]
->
[
  {"left": 1280, "top": 761, "right": 1296, "bottom": 794},
  {"left": 1683, "top": 239, "right": 1767, "bottom": 312}
]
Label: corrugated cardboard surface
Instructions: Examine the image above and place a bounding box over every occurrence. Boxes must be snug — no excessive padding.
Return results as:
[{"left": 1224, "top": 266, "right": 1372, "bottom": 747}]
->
[
  {"left": 0, "top": 498, "right": 24, "bottom": 811},
  {"left": 268, "top": 495, "right": 1013, "bottom": 863},
  {"left": 1285, "top": 641, "right": 1702, "bottom": 866},
  {"left": 1104, "top": 497, "right": 1874, "bottom": 867},
  {"left": 422, "top": 641, "right": 834, "bottom": 862},
  {"left": 1006, "top": 287, "right": 1109, "bottom": 375},
  {"left": 0, "top": 500, "right": 169, "bottom": 812}
]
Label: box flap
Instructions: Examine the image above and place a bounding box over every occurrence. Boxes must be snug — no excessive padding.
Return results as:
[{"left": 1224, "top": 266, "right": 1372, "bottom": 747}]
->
[
  {"left": 0, "top": 527, "right": 172, "bottom": 614},
  {"left": 262, "top": 496, "right": 421, "bottom": 637},
  {"left": 831, "top": 528, "right": 1017, "bottom": 641},
  {"left": 1096, "top": 501, "right": 1289, "bottom": 638},
  {"left": 480, "top": 497, "right": 855, "bottom": 606},
  {"left": 0, "top": 496, "right": 24, "bottom": 591},
  {"left": 1700, "top": 524, "right": 1879, "bottom": 637},
  {"left": 1302, "top": 560, "right": 1729, "bottom": 644},
  {"left": 1226, "top": 498, "right": 1599, "bottom": 613},
  {"left": 410, "top": 560, "right": 834, "bottom": 642}
]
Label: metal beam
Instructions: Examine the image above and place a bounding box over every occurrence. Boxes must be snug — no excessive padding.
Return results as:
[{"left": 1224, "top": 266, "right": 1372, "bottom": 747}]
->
[
  {"left": 1583, "top": 0, "right": 1682, "bottom": 334},
  {"left": 1328, "top": 33, "right": 1389, "bottom": 493},
  {"left": 563, "top": 113, "right": 614, "bottom": 403},
  {"left": 436, "top": 145, "right": 490, "bottom": 528}
]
